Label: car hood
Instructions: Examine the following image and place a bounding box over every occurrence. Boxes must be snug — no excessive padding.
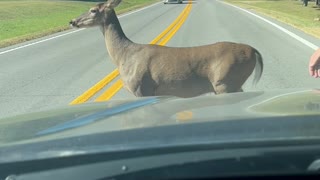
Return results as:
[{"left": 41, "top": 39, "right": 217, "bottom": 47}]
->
[{"left": 1, "top": 88, "right": 320, "bottom": 146}]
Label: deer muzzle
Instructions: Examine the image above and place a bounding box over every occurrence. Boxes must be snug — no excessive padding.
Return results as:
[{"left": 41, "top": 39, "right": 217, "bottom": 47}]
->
[{"left": 69, "top": 19, "right": 79, "bottom": 28}]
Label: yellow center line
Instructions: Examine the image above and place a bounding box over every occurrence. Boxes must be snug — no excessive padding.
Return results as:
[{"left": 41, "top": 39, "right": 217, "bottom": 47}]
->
[
  {"left": 150, "top": 3, "right": 192, "bottom": 44},
  {"left": 95, "top": 79, "right": 124, "bottom": 102},
  {"left": 70, "top": 1, "right": 192, "bottom": 104},
  {"left": 69, "top": 69, "right": 119, "bottom": 105},
  {"left": 158, "top": 4, "right": 192, "bottom": 45}
]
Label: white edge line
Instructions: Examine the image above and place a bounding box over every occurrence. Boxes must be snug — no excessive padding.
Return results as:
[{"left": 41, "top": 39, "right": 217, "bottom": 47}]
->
[
  {"left": 0, "top": 29, "right": 84, "bottom": 55},
  {"left": 0, "top": 2, "right": 162, "bottom": 55},
  {"left": 220, "top": 1, "right": 319, "bottom": 50}
]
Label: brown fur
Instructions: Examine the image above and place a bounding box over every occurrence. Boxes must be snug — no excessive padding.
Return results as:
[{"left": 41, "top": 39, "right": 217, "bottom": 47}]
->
[{"left": 70, "top": 0, "right": 263, "bottom": 98}]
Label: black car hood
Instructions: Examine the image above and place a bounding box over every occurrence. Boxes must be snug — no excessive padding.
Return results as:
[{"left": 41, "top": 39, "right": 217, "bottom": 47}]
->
[{"left": 1, "top": 88, "right": 320, "bottom": 146}]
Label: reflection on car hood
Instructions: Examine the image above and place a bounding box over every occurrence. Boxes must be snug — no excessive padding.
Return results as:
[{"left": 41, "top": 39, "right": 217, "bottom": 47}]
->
[{"left": 1, "top": 88, "right": 320, "bottom": 146}]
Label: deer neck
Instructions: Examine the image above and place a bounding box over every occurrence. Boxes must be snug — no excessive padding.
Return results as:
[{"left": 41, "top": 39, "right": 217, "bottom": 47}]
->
[{"left": 101, "top": 9, "right": 134, "bottom": 66}]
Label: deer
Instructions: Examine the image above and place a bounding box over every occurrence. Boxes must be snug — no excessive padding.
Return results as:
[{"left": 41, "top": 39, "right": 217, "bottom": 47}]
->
[{"left": 69, "top": 0, "right": 263, "bottom": 98}]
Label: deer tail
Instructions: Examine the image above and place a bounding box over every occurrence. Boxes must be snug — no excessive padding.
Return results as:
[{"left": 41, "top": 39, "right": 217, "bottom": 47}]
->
[{"left": 252, "top": 49, "right": 263, "bottom": 86}]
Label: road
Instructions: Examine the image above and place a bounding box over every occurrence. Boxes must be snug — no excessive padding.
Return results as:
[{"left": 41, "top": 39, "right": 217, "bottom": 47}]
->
[{"left": 0, "top": 0, "right": 320, "bottom": 119}]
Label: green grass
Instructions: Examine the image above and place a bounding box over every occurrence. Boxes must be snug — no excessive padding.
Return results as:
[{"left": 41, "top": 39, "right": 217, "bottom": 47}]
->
[
  {"left": 116, "top": 0, "right": 159, "bottom": 14},
  {"left": 224, "top": 0, "right": 320, "bottom": 39},
  {"left": 0, "top": 0, "right": 159, "bottom": 48}
]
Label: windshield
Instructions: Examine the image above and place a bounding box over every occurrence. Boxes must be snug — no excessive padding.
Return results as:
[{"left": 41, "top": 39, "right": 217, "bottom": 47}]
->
[
  {"left": 1, "top": 0, "right": 320, "bottom": 178},
  {"left": 1, "top": 0, "right": 319, "bottom": 117}
]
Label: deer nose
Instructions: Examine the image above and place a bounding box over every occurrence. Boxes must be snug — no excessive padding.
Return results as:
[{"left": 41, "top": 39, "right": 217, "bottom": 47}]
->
[{"left": 69, "top": 20, "right": 77, "bottom": 27}]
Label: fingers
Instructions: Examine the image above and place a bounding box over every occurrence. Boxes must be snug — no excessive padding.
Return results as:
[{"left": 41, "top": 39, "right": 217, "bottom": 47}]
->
[
  {"left": 310, "top": 65, "right": 320, "bottom": 78},
  {"left": 309, "top": 67, "right": 315, "bottom": 77},
  {"left": 314, "top": 70, "right": 318, "bottom": 78},
  {"left": 309, "top": 61, "right": 316, "bottom": 77}
]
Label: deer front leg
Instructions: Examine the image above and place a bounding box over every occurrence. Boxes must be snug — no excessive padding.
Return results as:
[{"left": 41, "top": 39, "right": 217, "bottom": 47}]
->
[
  {"left": 133, "top": 85, "right": 155, "bottom": 97},
  {"left": 123, "top": 73, "right": 156, "bottom": 97},
  {"left": 135, "top": 73, "right": 157, "bottom": 97}
]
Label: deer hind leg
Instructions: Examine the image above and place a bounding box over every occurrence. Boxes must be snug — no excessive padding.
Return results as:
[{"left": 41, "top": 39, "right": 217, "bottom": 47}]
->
[
  {"left": 209, "top": 59, "right": 252, "bottom": 94},
  {"left": 209, "top": 69, "right": 246, "bottom": 94},
  {"left": 211, "top": 82, "right": 241, "bottom": 95}
]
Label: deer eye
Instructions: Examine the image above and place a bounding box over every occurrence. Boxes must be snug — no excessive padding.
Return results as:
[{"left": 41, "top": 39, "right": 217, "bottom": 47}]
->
[{"left": 90, "top": 9, "right": 97, "bottom": 13}]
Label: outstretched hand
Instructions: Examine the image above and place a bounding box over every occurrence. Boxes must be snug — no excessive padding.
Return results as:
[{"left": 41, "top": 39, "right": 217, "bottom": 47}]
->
[{"left": 309, "top": 48, "right": 320, "bottom": 78}]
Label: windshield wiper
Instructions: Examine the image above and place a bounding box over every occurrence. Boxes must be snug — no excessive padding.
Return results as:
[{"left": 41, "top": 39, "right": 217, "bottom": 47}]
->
[{"left": 36, "top": 97, "right": 160, "bottom": 136}]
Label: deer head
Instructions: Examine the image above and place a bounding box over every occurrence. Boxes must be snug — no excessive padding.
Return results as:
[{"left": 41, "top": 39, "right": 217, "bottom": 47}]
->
[{"left": 69, "top": 0, "right": 122, "bottom": 28}]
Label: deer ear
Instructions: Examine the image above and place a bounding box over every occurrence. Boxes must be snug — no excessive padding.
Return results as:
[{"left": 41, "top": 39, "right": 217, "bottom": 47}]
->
[{"left": 105, "top": 0, "right": 122, "bottom": 8}]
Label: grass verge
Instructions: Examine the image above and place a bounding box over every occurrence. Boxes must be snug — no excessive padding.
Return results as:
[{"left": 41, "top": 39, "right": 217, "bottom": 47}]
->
[
  {"left": 224, "top": 0, "right": 320, "bottom": 39},
  {"left": 0, "top": 0, "right": 159, "bottom": 48}
]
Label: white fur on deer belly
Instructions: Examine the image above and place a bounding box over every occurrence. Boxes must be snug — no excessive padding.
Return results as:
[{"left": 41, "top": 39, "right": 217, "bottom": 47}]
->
[{"left": 155, "top": 78, "right": 214, "bottom": 98}]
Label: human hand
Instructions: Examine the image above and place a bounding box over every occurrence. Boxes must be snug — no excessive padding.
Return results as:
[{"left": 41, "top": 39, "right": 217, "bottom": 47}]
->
[{"left": 309, "top": 48, "right": 320, "bottom": 78}]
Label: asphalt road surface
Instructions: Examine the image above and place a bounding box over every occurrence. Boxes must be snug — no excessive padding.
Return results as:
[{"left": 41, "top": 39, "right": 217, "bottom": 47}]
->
[{"left": 1, "top": 0, "right": 320, "bottom": 119}]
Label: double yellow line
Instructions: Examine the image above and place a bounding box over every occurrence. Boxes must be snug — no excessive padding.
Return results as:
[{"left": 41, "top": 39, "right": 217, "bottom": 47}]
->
[{"left": 70, "top": 1, "right": 192, "bottom": 105}]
